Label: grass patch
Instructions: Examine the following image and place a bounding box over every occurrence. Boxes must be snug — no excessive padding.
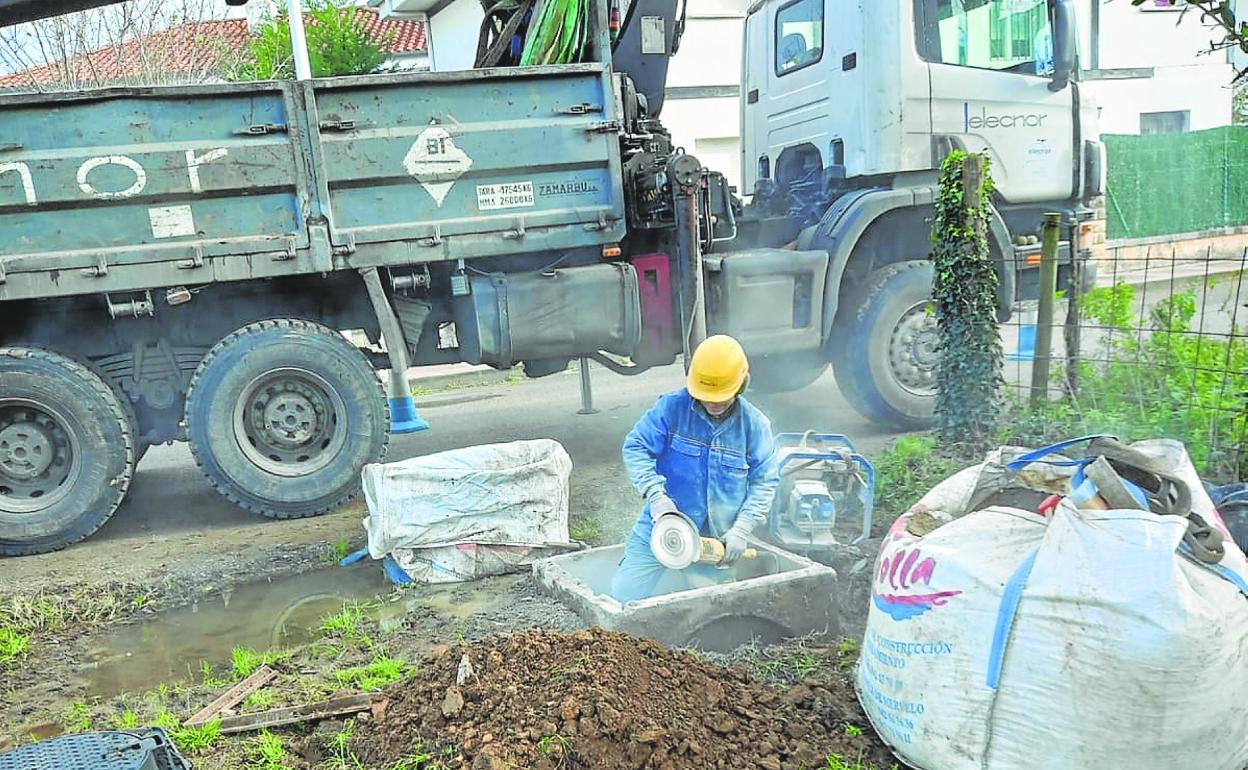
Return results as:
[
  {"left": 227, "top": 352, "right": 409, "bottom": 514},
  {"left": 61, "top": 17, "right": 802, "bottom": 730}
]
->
[
  {"left": 64, "top": 702, "right": 91, "bottom": 732},
  {"left": 231, "top": 647, "right": 289, "bottom": 680},
  {"left": 200, "top": 660, "right": 230, "bottom": 689},
  {"left": 245, "top": 730, "right": 291, "bottom": 770},
  {"left": 323, "top": 719, "right": 358, "bottom": 768},
  {"left": 409, "top": 363, "right": 527, "bottom": 398},
  {"left": 319, "top": 603, "right": 377, "bottom": 646},
  {"left": 538, "top": 734, "right": 572, "bottom": 769},
  {"left": 835, "top": 638, "right": 860, "bottom": 670},
  {"left": 750, "top": 643, "right": 827, "bottom": 685},
  {"left": 115, "top": 706, "right": 140, "bottom": 730},
  {"left": 385, "top": 746, "right": 455, "bottom": 770},
  {"left": 324, "top": 538, "right": 352, "bottom": 566},
  {"left": 872, "top": 435, "right": 960, "bottom": 531},
  {"left": 0, "top": 585, "right": 139, "bottom": 636},
  {"left": 334, "top": 653, "right": 409, "bottom": 692},
  {"left": 153, "top": 710, "right": 222, "bottom": 753},
  {"left": 567, "top": 516, "right": 602, "bottom": 544},
  {"left": 243, "top": 689, "right": 277, "bottom": 711},
  {"left": 821, "top": 755, "right": 899, "bottom": 770},
  {"left": 0, "top": 628, "right": 31, "bottom": 665}
]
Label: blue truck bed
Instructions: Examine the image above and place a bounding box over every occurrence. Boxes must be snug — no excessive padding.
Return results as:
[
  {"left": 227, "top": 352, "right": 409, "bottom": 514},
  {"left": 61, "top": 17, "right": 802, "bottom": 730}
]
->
[{"left": 0, "top": 64, "right": 626, "bottom": 301}]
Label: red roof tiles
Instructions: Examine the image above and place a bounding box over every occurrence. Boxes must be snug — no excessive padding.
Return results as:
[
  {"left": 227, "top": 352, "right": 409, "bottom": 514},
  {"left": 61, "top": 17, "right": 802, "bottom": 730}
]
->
[{"left": 0, "top": 7, "right": 426, "bottom": 89}]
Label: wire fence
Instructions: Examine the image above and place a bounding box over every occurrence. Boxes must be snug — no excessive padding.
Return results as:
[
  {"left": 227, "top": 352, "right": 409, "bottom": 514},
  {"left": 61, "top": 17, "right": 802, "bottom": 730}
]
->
[{"left": 997, "top": 244, "right": 1247, "bottom": 482}]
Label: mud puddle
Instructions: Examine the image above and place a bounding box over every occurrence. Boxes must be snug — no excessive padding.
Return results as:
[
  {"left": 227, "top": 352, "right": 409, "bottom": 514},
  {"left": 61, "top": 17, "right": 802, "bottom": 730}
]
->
[{"left": 77, "top": 564, "right": 513, "bottom": 700}]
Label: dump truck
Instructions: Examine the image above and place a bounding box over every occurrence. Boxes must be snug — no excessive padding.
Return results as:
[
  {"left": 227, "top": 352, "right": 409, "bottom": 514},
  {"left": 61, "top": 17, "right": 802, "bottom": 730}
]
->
[{"left": 0, "top": 0, "right": 1102, "bottom": 554}]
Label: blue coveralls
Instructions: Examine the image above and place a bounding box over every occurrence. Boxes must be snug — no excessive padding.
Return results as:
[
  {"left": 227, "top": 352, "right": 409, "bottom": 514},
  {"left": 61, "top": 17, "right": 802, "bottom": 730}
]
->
[{"left": 609, "top": 388, "right": 780, "bottom": 603}]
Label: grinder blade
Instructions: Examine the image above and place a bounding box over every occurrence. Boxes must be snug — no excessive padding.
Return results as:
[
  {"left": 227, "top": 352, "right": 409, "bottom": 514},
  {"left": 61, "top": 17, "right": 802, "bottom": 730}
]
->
[{"left": 650, "top": 513, "right": 699, "bottom": 570}]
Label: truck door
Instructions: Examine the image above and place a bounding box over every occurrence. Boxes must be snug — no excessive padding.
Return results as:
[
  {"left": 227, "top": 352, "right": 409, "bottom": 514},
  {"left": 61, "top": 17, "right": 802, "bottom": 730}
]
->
[
  {"left": 916, "top": 0, "right": 1076, "bottom": 204},
  {"left": 741, "top": 0, "right": 834, "bottom": 195}
]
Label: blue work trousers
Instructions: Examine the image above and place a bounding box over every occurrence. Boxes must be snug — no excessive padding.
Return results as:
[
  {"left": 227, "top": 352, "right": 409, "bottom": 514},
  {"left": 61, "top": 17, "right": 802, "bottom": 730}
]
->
[{"left": 608, "top": 526, "right": 726, "bottom": 603}]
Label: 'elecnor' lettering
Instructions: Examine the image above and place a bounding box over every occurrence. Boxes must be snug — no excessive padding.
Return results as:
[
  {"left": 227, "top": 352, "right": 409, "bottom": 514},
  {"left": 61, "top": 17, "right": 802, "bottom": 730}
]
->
[{"left": 964, "top": 103, "right": 1048, "bottom": 131}]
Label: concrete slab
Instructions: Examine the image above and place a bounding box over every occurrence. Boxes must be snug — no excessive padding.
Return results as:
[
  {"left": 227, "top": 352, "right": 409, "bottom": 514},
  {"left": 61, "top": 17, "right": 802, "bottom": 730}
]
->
[{"left": 532, "top": 540, "right": 839, "bottom": 653}]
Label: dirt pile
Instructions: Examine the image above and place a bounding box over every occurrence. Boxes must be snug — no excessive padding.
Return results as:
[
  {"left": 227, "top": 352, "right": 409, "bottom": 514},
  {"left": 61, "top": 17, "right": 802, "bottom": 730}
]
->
[{"left": 353, "top": 628, "right": 894, "bottom": 770}]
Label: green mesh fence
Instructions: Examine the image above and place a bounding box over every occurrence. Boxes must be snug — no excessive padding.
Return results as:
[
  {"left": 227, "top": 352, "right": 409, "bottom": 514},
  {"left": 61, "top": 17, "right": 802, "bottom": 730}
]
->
[{"left": 1105, "top": 126, "right": 1248, "bottom": 240}]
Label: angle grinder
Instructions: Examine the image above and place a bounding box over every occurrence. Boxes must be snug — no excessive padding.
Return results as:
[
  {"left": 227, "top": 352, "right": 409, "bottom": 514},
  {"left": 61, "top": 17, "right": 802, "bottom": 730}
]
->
[{"left": 650, "top": 513, "right": 757, "bottom": 570}]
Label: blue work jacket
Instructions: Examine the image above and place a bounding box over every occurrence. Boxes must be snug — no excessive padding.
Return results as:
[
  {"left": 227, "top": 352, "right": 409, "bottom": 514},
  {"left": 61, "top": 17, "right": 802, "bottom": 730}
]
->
[{"left": 622, "top": 388, "right": 780, "bottom": 541}]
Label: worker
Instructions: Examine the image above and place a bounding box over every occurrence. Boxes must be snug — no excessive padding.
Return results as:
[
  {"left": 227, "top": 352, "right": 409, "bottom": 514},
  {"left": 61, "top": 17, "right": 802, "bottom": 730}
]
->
[{"left": 609, "top": 335, "right": 779, "bottom": 603}]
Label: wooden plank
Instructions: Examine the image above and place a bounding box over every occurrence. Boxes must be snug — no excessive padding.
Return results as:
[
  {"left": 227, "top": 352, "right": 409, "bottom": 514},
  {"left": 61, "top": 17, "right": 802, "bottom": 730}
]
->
[
  {"left": 216, "top": 695, "right": 380, "bottom": 735},
  {"left": 185, "top": 666, "right": 277, "bottom": 727}
]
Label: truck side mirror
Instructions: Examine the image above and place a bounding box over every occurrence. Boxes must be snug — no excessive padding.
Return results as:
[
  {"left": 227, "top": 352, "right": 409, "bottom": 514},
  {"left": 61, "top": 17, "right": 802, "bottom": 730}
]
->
[{"left": 1050, "top": 0, "right": 1077, "bottom": 92}]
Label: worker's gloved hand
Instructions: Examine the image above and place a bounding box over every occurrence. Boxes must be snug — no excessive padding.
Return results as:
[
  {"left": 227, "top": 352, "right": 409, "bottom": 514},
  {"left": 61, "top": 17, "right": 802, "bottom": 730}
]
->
[
  {"left": 721, "top": 530, "right": 750, "bottom": 566},
  {"left": 648, "top": 489, "right": 679, "bottom": 522}
]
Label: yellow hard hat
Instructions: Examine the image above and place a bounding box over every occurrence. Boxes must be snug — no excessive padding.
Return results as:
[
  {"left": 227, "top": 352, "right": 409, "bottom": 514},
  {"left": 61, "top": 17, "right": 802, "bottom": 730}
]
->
[{"left": 687, "top": 335, "right": 749, "bottom": 402}]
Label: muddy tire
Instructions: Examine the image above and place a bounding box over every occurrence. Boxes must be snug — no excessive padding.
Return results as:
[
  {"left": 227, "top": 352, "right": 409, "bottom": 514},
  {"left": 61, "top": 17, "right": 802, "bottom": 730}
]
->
[
  {"left": 185, "top": 319, "right": 388, "bottom": 519},
  {"left": 828, "top": 260, "right": 938, "bottom": 430},
  {"left": 0, "top": 347, "right": 135, "bottom": 556}
]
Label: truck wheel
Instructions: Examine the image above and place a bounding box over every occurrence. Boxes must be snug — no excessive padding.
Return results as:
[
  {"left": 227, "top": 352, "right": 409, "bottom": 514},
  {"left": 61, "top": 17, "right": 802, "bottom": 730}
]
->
[
  {"left": 747, "top": 350, "right": 828, "bottom": 394},
  {"left": 828, "top": 261, "right": 938, "bottom": 430},
  {"left": 0, "top": 348, "right": 135, "bottom": 556},
  {"left": 185, "top": 319, "right": 388, "bottom": 518}
]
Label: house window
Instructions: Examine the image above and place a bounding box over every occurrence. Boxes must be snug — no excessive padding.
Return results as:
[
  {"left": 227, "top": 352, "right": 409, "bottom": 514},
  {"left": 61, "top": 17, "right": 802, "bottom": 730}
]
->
[
  {"left": 775, "top": 0, "right": 824, "bottom": 76},
  {"left": 1140, "top": 110, "right": 1190, "bottom": 134}
]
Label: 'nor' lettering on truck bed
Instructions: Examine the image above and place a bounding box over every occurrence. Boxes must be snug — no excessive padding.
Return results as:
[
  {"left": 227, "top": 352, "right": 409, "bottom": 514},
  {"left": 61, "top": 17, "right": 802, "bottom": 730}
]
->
[{"left": 0, "top": 148, "right": 230, "bottom": 207}]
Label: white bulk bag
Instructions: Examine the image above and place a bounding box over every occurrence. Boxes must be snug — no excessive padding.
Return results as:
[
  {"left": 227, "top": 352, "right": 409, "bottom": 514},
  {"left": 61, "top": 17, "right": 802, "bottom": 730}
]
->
[
  {"left": 360, "top": 439, "right": 573, "bottom": 583},
  {"left": 857, "top": 439, "right": 1248, "bottom": 770}
]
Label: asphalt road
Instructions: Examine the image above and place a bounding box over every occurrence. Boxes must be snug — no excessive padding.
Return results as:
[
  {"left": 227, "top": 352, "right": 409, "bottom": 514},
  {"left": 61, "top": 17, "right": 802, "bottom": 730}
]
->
[
  {"left": 13, "top": 264, "right": 1238, "bottom": 585},
  {"left": 119, "top": 362, "right": 897, "bottom": 537}
]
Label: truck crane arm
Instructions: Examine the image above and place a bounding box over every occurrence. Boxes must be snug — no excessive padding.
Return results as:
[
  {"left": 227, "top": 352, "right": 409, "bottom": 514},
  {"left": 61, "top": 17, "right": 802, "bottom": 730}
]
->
[{"left": 612, "top": 0, "right": 686, "bottom": 118}]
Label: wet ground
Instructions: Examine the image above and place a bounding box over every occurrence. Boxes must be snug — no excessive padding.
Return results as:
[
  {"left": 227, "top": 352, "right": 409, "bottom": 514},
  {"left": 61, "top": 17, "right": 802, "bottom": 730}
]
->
[
  {"left": 1, "top": 570, "right": 581, "bottom": 745},
  {"left": 0, "top": 361, "right": 900, "bottom": 749}
]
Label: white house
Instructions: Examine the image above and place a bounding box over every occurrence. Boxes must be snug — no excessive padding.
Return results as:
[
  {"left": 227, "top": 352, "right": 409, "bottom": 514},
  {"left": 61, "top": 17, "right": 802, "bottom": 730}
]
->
[
  {"left": 659, "top": 0, "right": 749, "bottom": 192},
  {"left": 1077, "top": 0, "right": 1237, "bottom": 135},
  {"left": 368, "top": 0, "right": 479, "bottom": 72}
]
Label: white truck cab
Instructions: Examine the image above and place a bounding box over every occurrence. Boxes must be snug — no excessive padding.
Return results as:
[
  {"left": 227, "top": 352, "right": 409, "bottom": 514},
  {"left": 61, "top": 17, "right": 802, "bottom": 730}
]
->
[
  {"left": 743, "top": 0, "right": 1103, "bottom": 203},
  {"left": 737, "top": 0, "right": 1104, "bottom": 428}
]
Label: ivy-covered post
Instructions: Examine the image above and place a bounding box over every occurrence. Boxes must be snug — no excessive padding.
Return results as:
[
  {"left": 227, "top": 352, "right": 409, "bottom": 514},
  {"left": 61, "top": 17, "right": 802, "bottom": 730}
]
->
[{"left": 932, "top": 151, "right": 1003, "bottom": 446}]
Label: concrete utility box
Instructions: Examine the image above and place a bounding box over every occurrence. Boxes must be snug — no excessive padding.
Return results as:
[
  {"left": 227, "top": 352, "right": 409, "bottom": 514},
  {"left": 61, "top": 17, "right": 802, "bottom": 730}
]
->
[{"left": 532, "top": 541, "right": 839, "bottom": 653}]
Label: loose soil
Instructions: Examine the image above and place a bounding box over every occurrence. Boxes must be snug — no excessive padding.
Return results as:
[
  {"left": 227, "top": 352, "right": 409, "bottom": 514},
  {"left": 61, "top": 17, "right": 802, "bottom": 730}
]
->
[{"left": 353, "top": 628, "right": 894, "bottom": 770}]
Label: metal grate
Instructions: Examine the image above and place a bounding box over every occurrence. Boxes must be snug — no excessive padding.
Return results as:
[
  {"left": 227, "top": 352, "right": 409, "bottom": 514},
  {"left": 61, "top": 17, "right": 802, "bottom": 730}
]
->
[{"left": 0, "top": 728, "right": 190, "bottom": 770}]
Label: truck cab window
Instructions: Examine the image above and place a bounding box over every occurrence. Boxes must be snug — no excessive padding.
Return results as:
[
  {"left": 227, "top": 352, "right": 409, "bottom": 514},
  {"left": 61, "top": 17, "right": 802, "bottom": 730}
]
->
[
  {"left": 916, "top": 0, "right": 1054, "bottom": 76},
  {"left": 776, "top": 0, "right": 824, "bottom": 76}
]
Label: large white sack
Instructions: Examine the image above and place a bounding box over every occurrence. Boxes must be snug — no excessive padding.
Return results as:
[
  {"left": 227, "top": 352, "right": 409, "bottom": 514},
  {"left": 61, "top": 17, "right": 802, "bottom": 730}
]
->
[
  {"left": 361, "top": 439, "right": 573, "bottom": 559},
  {"left": 391, "top": 543, "right": 549, "bottom": 584},
  {"left": 858, "top": 439, "right": 1248, "bottom": 770}
]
